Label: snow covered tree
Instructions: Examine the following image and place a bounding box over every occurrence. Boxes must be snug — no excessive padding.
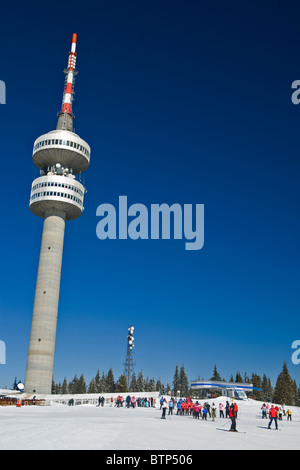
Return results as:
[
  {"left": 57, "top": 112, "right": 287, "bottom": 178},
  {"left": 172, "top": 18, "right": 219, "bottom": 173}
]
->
[
  {"left": 115, "top": 374, "right": 128, "bottom": 393},
  {"left": 68, "top": 374, "right": 78, "bottom": 394},
  {"left": 148, "top": 378, "right": 156, "bottom": 392},
  {"left": 136, "top": 369, "right": 145, "bottom": 392},
  {"left": 129, "top": 372, "right": 137, "bottom": 392}
]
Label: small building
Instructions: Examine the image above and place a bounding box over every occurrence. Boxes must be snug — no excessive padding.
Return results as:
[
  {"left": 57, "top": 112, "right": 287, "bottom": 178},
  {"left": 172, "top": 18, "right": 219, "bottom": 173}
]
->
[{"left": 191, "top": 380, "right": 254, "bottom": 400}]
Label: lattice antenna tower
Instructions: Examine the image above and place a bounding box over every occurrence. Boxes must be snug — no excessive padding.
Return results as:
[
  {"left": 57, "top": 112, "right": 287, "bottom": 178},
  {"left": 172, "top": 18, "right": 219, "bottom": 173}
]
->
[{"left": 124, "top": 325, "right": 135, "bottom": 388}]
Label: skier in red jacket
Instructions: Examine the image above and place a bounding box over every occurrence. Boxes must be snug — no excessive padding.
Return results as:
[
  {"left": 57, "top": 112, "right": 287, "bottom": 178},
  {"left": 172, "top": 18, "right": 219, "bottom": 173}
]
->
[
  {"left": 268, "top": 405, "right": 278, "bottom": 430},
  {"left": 229, "top": 402, "right": 238, "bottom": 432}
]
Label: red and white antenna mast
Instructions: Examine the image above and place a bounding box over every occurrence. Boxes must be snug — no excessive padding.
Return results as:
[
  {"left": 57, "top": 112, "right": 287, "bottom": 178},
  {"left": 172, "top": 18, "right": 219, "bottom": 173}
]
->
[{"left": 61, "top": 33, "right": 78, "bottom": 116}]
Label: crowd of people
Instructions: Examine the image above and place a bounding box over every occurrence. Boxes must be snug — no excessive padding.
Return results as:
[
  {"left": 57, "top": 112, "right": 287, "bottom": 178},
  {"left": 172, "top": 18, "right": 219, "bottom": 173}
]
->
[
  {"left": 160, "top": 397, "right": 233, "bottom": 418},
  {"left": 97, "top": 395, "right": 157, "bottom": 408},
  {"left": 96, "top": 394, "right": 294, "bottom": 433},
  {"left": 159, "top": 397, "right": 239, "bottom": 430},
  {"left": 261, "top": 403, "right": 293, "bottom": 430}
]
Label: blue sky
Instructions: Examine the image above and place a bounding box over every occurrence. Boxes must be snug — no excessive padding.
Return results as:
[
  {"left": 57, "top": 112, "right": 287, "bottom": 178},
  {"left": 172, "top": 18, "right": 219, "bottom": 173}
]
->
[{"left": 0, "top": 0, "right": 300, "bottom": 389}]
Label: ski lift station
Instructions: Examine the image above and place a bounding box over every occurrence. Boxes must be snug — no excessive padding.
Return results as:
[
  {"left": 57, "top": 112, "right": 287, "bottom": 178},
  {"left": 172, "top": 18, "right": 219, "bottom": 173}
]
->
[{"left": 191, "top": 380, "right": 254, "bottom": 400}]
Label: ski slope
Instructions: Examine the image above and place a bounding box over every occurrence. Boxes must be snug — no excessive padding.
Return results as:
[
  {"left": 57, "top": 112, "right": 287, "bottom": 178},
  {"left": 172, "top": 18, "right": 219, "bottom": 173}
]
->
[{"left": 0, "top": 396, "right": 299, "bottom": 450}]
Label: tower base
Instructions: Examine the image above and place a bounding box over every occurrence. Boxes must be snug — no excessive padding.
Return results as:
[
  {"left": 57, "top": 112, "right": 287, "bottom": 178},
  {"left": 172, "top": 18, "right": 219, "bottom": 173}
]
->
[{"left": 25, "top": 209, "right": 66, "bottom": 395}]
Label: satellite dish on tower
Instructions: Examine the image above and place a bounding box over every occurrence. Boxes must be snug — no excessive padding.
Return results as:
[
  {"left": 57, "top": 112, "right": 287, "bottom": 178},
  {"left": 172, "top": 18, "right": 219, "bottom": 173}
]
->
[{"left": 17, "top": 382, "right": 24, "bottom": 391}]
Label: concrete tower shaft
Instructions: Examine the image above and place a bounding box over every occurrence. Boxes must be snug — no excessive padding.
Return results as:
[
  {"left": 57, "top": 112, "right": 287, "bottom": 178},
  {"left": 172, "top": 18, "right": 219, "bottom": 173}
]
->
[
  {"left": 25, "top": 34, "right": 90, "bottom": 395},
  {"left": 25, "top": 211, "right": 65, "bottom": 394}
]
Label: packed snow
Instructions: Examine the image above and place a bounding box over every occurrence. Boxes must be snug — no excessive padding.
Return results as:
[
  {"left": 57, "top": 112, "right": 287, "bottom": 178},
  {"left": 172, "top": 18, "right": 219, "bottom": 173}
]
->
[{"left": 0, "top": 396, "right": 299, "bottom": 450}]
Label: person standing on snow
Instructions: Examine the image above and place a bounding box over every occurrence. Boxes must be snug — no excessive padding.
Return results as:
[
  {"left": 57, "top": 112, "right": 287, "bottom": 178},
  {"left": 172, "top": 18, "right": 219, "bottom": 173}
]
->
[
  {"left": 219, "top": 402, "right": 224, "bottom": 418},
  {"left": 161, "top": 399, "right": 168, "bottom": 419},
  {"left": 268, "top": 405, "right": 278, "bottom": 430},
  {"left": 225, "top": 401, "right": 230, "bottom": 418},
  {"left": 202, "top": 406, "right": 208, "bottom": 421},
  {"left": 168, "top": 398, "right": 174, "bottom": 415},
  {"left": 211, "top": 403, "right": 216, "bottom": 421},
  {"left": 193, "top": 402, "right": 200, "bottom": 419},
  {"left": 229, "top": 403, "right": 238, "bottom": 432}
]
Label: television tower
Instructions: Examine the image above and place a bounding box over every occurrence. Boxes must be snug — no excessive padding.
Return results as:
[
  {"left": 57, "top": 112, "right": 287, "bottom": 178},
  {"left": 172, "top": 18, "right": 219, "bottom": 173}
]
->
[
  {"left": 24, "top": 34, "right": 91, "bottom": 395},
  {"left": 124, "top": 325, "right": 135, "bottom": 388}
]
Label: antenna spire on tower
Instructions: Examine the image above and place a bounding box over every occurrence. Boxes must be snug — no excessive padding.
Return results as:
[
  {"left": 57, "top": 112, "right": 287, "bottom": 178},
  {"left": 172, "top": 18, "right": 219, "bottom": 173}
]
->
[{"left": 61, "top": 33, "right": 78, "bottom": 116}]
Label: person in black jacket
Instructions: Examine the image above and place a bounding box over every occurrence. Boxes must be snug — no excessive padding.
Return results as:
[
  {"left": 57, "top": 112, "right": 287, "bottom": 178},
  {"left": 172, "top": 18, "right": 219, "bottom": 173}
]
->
[
  {"left": 229, "top": 403, "right": 238, "bottom": 432},
  {"left": 225, "top": 401, "right": 230, "bottom": 418}
]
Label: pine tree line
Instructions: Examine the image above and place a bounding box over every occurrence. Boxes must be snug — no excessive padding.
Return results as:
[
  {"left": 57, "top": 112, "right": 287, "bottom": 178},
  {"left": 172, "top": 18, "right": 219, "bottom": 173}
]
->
[
  {"left": 51, "top": 368, "right": 171, "bottom": 396},
  {"left": 51, "top": 361, "right": 300, "bottom": 406}
]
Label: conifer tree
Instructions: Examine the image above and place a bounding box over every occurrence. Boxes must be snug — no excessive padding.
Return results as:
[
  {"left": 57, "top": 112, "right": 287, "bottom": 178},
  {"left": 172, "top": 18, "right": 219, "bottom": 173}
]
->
[
  {"left": 88, "top": 378, "right": 97, "bottom": 393},
  {"left": 235, "top": 371, "right": 243, "bottom": 383},
  {"left": 12, "top": 377, "right": 18, "bottom": 390},
  {"left": 129, "top": 372, "right": 137, "bottom": 392},
  {"left": 136, "top": 369, "right": 145, "bottom": 392},
  {"left": 62, "top": 377, "right": 68, "bottom": 394},
  {"left": 156, "top": 377, "right": 163, "bottom": 394},
  {"left": 210, "top": 365, "right": 221, "bottom": 381},
  {"left": 148, "top": 378, "right": 156, "bottom": 392},
  {"left": 106, "top": 368, "right": 115, "bottom": 393},
  {"left": 292, "top": 380, "right": 298, "bottom": 406},
  {"left": 179, "top": 364, "right": 189, "bottom": 397},
  {"left": 251, "top": 373, "right": 263, "bottom": 401},
  {"left": 115, "top": 374, "right": 128, "bottom": 393},
  {"left": 77, "top": 374, "right": 87, "bottom": 394},
  {"left": 261, "top": 374, "right": 273, "bottom": 402},
  {"left": 68, "top": 374, "right": 78, "bottom": 394},
  {"left": 100, "top": 371, "right": 107, "bottom": 393},
  {"left": 94, "top": 369, "right": 101, "bottom": 392},
  {"left": 173, "top": 364, "right": 180, "bottom": 396},
  {"left": 274, "top": 362, "right": 295, "bottom": 405}
]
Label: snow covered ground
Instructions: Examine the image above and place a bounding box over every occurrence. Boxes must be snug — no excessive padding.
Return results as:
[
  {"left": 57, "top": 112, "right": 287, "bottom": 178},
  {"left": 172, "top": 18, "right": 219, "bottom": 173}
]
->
[{"left": 0, "top": 396, "right": 299, "bottom": 450}]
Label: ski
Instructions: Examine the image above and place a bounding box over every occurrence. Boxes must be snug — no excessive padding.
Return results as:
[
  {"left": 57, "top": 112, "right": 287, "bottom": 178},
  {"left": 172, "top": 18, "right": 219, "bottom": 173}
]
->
[
  {"left": 216, "top": 428, "right": 246, "bottom": 434},
  {"left": 257, "top": 426, "right": 281, "bottom": 431}
]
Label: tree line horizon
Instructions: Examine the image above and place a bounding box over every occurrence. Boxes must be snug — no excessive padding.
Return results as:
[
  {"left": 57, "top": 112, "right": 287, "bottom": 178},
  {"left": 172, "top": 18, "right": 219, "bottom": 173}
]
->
[
  {"left": 8, "top": 360, "right": 300, "bottom": 406},
  {"left": 47, "top": 361, "right": 300, "bottom": 406}
]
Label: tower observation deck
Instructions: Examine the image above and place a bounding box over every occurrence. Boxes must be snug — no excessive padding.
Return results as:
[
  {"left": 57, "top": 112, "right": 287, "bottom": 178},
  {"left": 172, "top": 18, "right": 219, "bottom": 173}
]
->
[{"left": 25, "top": 34, "right": 91, "bottom": 395}]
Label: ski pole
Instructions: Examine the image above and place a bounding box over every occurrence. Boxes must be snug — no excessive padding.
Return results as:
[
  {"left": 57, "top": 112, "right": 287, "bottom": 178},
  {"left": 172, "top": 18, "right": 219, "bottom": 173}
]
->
[{"left": 221, "top": 419, "right": 230, "bottom": 428}]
